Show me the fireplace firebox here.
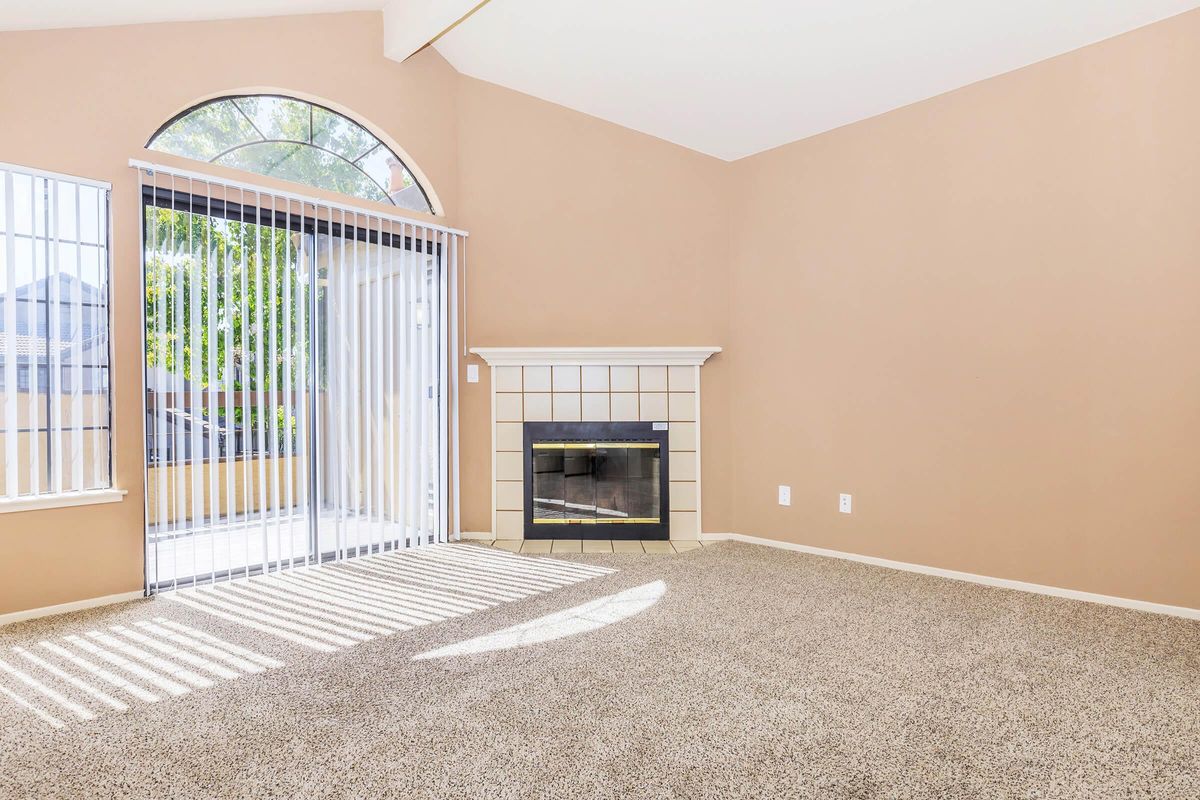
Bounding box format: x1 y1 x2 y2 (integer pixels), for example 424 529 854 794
523 421 670 540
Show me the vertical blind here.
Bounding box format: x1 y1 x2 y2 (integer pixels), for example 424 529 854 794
136 162 463 592
0 162 112 500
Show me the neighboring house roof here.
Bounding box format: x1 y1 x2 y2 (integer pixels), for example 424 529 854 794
0 332 107 362
0 331 67 358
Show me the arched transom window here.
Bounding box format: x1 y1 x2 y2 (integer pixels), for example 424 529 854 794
148 94 433 213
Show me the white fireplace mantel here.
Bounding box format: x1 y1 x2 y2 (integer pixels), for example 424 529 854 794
469 346 722 367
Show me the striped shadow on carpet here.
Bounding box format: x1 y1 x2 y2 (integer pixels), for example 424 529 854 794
0 545 613 730
162 544 616 652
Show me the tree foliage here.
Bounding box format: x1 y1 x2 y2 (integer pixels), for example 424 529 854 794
144 206 316 397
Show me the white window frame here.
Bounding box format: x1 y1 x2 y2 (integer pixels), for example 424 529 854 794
0 162 123 514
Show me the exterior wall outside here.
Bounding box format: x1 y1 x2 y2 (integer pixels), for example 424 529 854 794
144 456 302 526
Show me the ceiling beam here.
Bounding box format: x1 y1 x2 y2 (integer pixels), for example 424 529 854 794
382 0 491 63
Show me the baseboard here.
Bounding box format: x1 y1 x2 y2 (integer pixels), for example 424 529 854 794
459 531 495 541
701 532 1200 621
0 590 146 628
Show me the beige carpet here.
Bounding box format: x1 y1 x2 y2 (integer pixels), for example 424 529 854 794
0 541 1197 799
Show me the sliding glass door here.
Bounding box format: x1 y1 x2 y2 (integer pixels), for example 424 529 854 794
141 186 448 592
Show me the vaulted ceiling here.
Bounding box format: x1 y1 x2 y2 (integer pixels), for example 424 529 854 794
4 0 1198 160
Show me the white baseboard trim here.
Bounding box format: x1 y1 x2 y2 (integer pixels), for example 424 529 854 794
459 531 495 541
0 590 146 628
701 532 1200 621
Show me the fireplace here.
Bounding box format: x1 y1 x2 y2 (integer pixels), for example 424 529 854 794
523 421 670 540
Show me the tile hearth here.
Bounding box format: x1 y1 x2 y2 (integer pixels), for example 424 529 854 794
474 539 710 555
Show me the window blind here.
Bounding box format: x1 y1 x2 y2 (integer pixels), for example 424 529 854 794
0 162 112 501
134 161 464 592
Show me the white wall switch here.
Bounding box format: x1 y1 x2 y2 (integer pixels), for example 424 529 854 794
839 493 852 514
466 364 479 383
778 485 791 506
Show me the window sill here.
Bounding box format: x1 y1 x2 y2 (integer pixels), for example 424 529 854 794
0 489 128 515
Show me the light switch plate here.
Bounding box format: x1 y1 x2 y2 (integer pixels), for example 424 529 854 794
466 364 479 383
778 485 791 506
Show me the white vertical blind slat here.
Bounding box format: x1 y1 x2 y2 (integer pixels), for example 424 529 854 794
171 180 185 591
386 221 398 550
394 221 410 551
47 180 63 495
188 179 203 584
69 186 84 492
91 187 105 489
205 188 219 584
373 215 385 554
239 186 253 579
25 176 41 496
2 171 17 498
405 223 419 549
416 226 430 548
254 191 269 575
149 172 164 590
282 198 295 570
449 233 460 541
438 229 449 544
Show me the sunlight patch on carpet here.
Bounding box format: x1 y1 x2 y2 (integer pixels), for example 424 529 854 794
413 580 666 660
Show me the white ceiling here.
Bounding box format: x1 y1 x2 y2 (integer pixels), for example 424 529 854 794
435 0 1200 160
0 1 380 31
3 1 1198 160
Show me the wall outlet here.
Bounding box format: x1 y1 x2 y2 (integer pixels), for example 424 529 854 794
778 485 791 506
466 364 480 383
839 493 852 514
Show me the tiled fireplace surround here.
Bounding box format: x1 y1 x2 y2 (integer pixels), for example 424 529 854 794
470 348 722 541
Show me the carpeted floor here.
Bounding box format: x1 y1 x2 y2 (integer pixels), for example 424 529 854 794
1 541 1197 799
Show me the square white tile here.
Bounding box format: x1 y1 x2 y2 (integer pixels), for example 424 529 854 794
552 365 581 391
523 366 552 392
610 393 639 421
582 392 610 421
668 392 696 421
639 392 668 421
670 450 697 481
670 511 699 539
496 451 523 481
496 422 523 452
496 481 524 511
496 393 522 422
669 481 697 511
496 510 524 539
581 365 610 392
667 365 696 392
553 392 582 421
495 366 523 393
524 392 552 421
669 421 697 451
639 366 668 392
610 366 639 392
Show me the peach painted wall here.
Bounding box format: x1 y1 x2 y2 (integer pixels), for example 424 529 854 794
0 12 732 615
727 9 1200 609
454 76 732 536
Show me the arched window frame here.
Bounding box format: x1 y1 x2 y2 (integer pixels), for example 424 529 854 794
146 94 435 213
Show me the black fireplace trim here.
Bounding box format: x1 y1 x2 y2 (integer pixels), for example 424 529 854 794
522 421 670 541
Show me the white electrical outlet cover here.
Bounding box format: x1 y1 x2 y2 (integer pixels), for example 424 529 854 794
839 493 852 513
466 364 480 383
778 485 791 506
